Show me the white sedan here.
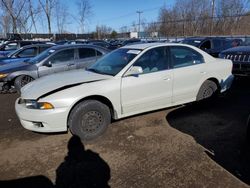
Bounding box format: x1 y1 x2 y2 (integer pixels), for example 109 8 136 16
15 43 234 140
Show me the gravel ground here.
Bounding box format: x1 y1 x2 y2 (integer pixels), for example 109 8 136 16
0 77 249 188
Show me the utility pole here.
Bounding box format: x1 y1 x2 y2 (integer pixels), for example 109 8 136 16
136 10 143 38
210 0 215 36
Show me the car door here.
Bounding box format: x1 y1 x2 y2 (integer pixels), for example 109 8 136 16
76 47 100 69
38 49 75 77
170 46 206 104
121 47 173 115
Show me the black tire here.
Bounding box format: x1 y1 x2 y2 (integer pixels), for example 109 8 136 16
196 80 218 101
68 100 111 141
14 75 34 93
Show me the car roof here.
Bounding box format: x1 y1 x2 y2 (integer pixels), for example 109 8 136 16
183 37 229 41
221 45 250 53
49 44 108 51
120 42 196 50
20 43 55 49
183 37 206 41
4 40 41 43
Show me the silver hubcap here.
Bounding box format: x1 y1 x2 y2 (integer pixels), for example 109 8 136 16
80 111 103 133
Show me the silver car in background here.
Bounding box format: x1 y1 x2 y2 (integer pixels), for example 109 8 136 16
0 44 109 92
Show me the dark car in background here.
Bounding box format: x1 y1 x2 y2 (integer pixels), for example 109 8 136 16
88 41 118 50
219 46 250 76
0 44 109 92
120 38 141 47
0 43 55 65
0 40 42 57
181 37 242 57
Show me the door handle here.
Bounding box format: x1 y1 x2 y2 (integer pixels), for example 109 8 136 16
163 77 171 81
67 63 75 66
200 71 206 74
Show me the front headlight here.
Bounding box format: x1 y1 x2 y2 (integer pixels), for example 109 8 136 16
19 99 54 110
0 73 8 79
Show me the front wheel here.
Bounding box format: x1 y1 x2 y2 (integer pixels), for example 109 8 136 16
14 75 34 93
68 100 111 141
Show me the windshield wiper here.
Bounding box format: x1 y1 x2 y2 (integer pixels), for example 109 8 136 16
87 68 106 75
86 68 101 74
86 68 114 76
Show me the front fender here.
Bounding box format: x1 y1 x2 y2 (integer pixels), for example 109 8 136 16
5 70 38 82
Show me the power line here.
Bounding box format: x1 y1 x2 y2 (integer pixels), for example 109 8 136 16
124 12 250 28
96 6 161 24
136 10 143 37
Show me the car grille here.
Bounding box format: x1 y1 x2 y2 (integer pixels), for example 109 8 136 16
224 53 250 75
224 54 250 63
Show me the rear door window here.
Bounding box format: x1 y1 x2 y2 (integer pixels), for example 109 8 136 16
78 48 96 59
49 49 75 64
170 46 204 68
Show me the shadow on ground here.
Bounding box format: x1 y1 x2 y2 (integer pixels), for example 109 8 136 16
0 136 110 188
167 77 250 185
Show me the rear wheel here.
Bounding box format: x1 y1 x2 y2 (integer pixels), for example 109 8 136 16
68 100 111 141
196 80 218 101
14 75 34 93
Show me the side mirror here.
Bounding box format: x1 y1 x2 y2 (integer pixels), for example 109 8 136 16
44 61 52 67
124 66 143 77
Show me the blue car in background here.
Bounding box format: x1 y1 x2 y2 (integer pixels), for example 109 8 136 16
0 40 43 57
0 43 55 65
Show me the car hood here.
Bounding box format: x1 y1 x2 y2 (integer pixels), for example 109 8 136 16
21 69 113 99
0 50 13 57
0 57 30 65
221 46 250 54
0 61 31 73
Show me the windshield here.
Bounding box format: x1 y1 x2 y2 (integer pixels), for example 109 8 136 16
27 48 55 64
87 48 141 76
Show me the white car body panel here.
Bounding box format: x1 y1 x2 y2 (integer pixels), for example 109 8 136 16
21 69 113 99
121 69 173 116
15 43 234 133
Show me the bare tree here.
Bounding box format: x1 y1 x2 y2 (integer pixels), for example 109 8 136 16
215 0 248 35
156 0 250 37
0 0 27 33
144 22 159 37
120 26 129 33
96 25 112 39
56 2 68 33
131 21 137 32
38 0 57 34
0 11 11 35
28 0 41 33
75 0 92 33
